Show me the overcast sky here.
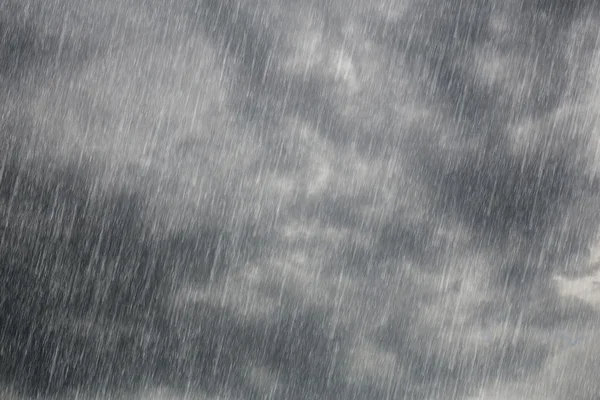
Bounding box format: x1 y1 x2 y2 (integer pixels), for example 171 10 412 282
2 1 600 399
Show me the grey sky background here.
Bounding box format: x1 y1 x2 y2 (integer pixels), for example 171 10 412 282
2 1 600 399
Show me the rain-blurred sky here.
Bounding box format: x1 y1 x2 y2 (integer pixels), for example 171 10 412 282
2 1 600 399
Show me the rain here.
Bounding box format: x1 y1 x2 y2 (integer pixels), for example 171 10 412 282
1 0 600 399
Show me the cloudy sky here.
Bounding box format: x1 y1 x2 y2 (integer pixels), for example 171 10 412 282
2 0 600 399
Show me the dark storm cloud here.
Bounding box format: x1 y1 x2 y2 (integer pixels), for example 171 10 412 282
0 1 93 88
403 5 600 285
0 14 41 81
344 0 600 275
0 151 335 398
525 0 600 23
0 152 227 395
